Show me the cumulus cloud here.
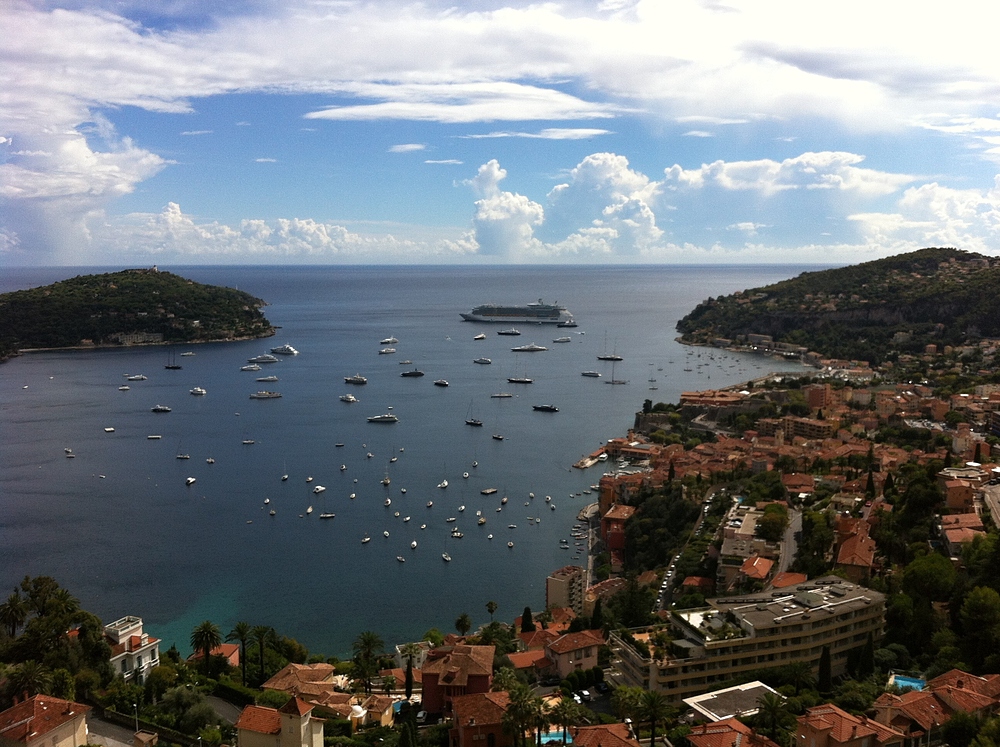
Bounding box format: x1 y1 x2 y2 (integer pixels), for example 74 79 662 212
726 222 768 235
388 143 426 153
664 151 915 196
93 202 478 262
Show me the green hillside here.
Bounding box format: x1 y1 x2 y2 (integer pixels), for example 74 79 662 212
676 247 1000 364
0 268 274 361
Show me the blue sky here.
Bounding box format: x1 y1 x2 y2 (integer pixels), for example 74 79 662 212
3 0 1000 266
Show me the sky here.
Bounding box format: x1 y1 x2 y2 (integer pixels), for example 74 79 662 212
2 0 1000 266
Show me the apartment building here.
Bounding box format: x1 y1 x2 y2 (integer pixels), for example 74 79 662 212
546 566 586 616
610 577 885 704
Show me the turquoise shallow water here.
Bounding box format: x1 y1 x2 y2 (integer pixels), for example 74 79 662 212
0 264 813 656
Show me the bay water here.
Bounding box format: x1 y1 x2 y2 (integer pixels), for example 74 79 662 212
0 265 812 656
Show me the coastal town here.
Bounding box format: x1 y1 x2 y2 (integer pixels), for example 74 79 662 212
6 319 1000 747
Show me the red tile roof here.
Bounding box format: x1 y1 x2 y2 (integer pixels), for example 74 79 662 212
740 555 773 580
771 572 808 588
279 697 315 717
799 704 905 746
507 650 553 671
0 695 90 745
571 724 639 747
423 645 495 686
688 717 780 747
926 669 1000 698
235 706 282 735
452 691 510 728
546 630 604 655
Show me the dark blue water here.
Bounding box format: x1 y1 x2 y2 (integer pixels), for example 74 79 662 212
0 265 813 656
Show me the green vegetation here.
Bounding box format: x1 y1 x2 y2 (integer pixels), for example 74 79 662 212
0 268 273 360
677 247 1000 363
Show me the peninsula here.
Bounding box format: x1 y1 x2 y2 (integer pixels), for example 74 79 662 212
677 247 1000 365
0 267 274 362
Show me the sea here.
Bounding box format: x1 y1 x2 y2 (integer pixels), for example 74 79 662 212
0 264 816 658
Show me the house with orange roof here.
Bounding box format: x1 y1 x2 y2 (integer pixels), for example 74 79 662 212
688 718 780 747
361 695 398 728
939 514 986 559
235 697 324 747
569 723 641 747
421 645 495 716
506 649 554 679
797 703 905 747
262 663 346 703
103 616 160 684
187 643 240 668
518 627 561 651
739 555 774 585
545 630 603 679
770 571 808 589
601 504 636 551
873 669 1000 747
449 691 512 747
834 517 877 583
379 666 422 693
0 695 90 747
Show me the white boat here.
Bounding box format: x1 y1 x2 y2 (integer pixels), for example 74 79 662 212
384 498 391 506
281 474 288 481
437 480 448 489
367 413 399 423
147 435 161 440
344 374 368 385
250 391 282 399
319 513 335 519
384 530 390 537
442 552 452 561
206 457 214 464
181 351 195 356
340 464 347 471
434 379 449 387
397 556 406 563
411 540 417 549
185 477 196 485
126 374 147 381
151 405 171 413
491 392 513 398
379 348 396 355
118 385 130 391
497 328 521 336
507 541 514 548
269 509 276 516
306 506 313 514
473 333 486 340
478 517 486 525
426 501 433 508
463 472 469 479
581 371 601 377
459 505 465 511
313 485 326 493
190 387 207 395
380 337 398 344
307 476 314 482
553 337 571 343
403 516 410 522
381 475 391 486
512 343 547 352
473 357 492 364
501 496 508 504
362 535 370 543
446 517 457 522
256 375 279 382
249 353 280 363
271 344 299 355
241 364 262 372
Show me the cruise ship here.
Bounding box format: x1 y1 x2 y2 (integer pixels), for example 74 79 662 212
461 299 574 324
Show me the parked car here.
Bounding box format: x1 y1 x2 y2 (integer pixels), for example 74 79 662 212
579 690 592 701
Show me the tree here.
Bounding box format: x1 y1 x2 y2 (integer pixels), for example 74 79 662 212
423 628 445 646
6 661 52 700
548 698 589 745
612 686 643 723
352 630 385 695
250 625 277 685
942 711 980 747
755 692 790 743
521 607 536 633
404 657 414 700
0 591 27 638
456 613 472 636
486 601 498 621
641 690 671 747
960 587 1000 671
502 683 537 747
492 667 519 693
382 675 396 695
785 660 814 695
591 599 604 631
818 646 832 694
190 621 222 675
226 621 252 686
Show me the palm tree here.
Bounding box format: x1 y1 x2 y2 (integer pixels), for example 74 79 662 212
251 625 277 685
641 690 671 747
486 600 498 621
502 683 536 747
190 621 222 674
399 642 422 700
785 660 814 695
530 695 549 747
226 621 252 686
353 631 385 694
455 613 472 636
382 675 396 695
548 698 577 745
756 693 790 743
492 666 519 693
612 686 643 723
7 660 52 699
0 591 27 638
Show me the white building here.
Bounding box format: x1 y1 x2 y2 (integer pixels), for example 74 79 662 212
104 616 160 684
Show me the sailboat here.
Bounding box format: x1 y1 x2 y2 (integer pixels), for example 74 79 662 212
597 332 623 361
465 400 483 427
605 359 628 385
165 349 182 369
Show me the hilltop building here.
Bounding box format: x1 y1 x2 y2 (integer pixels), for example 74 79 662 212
104 616 160 684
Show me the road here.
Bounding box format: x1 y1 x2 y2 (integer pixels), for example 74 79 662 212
87 716 137 747
777 507 802 575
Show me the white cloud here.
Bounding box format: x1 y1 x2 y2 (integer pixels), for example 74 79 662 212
255 157 277 162
682 130 713 137
664 151 915 196
726 222 768 235
460 128 612 140
93 202 479 262
180 130 213 136
388 143 426 153
425 159 463 164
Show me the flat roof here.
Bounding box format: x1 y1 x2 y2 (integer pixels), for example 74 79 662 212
683 681 782 721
